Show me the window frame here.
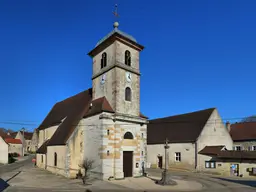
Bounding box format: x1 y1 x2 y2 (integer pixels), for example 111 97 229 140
234 145 241 151
125 50 131 66
123 132 134 139
125 87 132 101
205 161 216 169
101 52 107 69
54 152 57 166
175 152 181 162
250 145 256 151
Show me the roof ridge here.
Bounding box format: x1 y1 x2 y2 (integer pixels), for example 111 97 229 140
150 108 216 121
231 121 256 125
56 88 92 104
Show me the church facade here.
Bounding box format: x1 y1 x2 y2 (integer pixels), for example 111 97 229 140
36 22 148 180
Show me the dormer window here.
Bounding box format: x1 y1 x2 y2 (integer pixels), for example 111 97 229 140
101 52 107 69
125 50 131 66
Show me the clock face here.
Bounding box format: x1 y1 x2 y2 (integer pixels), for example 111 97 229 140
100 74 106 85
126 72 132 82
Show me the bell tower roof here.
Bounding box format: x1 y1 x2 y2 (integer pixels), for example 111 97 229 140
95 25 137 47
88 4 144 57
88 24 144 57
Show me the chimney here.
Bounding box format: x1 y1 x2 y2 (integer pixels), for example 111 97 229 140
226 121 231 132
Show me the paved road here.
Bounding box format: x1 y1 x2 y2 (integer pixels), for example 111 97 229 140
1 158 256 192
0 155 33 176
147 168 256 192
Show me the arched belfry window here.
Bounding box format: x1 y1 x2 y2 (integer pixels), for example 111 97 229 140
124 132 134 139
54 152 57 166
125 87 131 101
125 50 131 66
101 52 107 69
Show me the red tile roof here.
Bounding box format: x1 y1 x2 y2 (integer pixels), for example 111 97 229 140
0 130 13 139
5 138 22 144
199 146 256 160
230 122 256 141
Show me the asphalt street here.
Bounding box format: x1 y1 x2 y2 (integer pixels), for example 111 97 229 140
0 155 33 176
147 168 256 192
0 157 256 192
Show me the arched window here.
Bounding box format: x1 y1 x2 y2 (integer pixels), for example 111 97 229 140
125 50 131 66
125 87 131 101
101 52 107 69
54 152 57 166
124 132 134 139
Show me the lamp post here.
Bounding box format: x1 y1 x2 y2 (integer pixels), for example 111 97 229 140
156 138 177 186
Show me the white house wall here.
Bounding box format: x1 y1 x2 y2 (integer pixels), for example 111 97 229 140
0 137 8 164
147 143 196 170
82 114 104 179
196 109 233 171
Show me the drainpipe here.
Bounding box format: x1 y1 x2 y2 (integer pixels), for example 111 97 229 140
113 120 116 178
195 142 198 170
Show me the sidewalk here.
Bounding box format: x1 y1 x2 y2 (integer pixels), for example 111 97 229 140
14 154 33 162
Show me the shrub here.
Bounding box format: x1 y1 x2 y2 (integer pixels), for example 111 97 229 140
8 156 16 164
78 159 94 185
12 153 19 157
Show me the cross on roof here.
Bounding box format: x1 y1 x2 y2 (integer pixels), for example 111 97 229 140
113 4 119 18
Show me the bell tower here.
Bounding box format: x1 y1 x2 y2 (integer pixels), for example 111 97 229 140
88 18 144 117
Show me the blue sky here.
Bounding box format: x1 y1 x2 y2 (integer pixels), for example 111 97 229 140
0 0 255 132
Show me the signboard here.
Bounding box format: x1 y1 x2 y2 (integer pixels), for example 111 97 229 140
253 168 256 175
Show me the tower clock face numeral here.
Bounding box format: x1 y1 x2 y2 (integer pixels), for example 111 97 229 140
100 74 106 85
126 72 132 82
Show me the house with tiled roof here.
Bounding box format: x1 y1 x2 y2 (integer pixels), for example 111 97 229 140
147 108 233 173
228 122 256 151
199 145 256 177
36 21 148 180
11 130 33 154
4 138 23 156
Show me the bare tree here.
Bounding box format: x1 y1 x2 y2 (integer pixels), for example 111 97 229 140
78 158 94 185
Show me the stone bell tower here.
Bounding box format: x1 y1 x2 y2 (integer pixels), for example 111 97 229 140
88 21 144 117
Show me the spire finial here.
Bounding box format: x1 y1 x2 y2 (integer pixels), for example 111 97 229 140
113 4 119 28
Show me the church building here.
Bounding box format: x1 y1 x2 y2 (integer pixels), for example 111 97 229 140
36 21 148 180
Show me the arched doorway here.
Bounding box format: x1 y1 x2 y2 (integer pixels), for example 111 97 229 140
123 131 134 177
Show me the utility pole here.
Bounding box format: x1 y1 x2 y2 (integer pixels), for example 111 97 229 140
21 127 25 156
156 137 177 186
